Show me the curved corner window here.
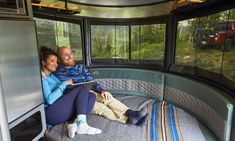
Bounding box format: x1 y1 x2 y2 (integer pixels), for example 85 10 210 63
175 8 235 82
91 24 166 66
34 17 82 61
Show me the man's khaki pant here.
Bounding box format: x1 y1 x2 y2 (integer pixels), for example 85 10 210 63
91 93 129 123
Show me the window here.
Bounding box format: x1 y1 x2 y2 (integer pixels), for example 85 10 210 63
91 24 166 65
91 25 129 59
34 18 82 61
175 8 235 82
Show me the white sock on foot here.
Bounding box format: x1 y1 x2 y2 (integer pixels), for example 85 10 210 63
77 124 102 135
75 114 102 135
67 123 77 138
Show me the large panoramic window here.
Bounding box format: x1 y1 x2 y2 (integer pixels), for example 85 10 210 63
91 24 166 65
34 18 82 61
175 8 235 81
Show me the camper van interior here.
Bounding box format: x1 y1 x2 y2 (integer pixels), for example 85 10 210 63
0 0 235 141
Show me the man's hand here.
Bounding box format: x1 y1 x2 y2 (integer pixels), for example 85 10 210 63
100 91 113 100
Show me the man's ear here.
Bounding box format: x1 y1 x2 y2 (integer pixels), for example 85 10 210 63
42 60 46 66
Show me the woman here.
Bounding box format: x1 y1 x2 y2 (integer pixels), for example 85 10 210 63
40 47 101 139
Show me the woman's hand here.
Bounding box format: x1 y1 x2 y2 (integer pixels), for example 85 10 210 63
100 91 113 100
65 79 73 85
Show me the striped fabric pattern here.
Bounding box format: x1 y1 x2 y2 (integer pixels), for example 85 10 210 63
148 101 183 141
164 86 225 140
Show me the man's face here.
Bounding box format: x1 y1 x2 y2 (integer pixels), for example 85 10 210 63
59 47 75 68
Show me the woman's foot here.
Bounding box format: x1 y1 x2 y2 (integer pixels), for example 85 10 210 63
76 124 102 135
75 114 102 135
67 123 77 138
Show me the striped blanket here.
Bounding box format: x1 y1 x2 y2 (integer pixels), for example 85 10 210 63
147 101 183 141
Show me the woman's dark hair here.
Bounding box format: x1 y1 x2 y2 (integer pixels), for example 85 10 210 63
40 46 57 64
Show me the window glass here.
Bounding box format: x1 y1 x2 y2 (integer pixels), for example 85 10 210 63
175 8 235 81
34 18 57 50
131 24 166 60
194 15 224 73
91 24 166 63
222 9 235 81
34 18 82 61
91 25 129 59
116 26 129 59
175 19 196 66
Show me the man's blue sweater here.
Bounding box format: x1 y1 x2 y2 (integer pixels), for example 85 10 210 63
54 64 105 93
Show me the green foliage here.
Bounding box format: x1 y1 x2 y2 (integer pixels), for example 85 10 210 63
176 38 235 81
230 9 235 19
131 42 165 60
69 24 82 49
177 8 235 81
35 18 57 50
131 24 166 53
91 24 166 60
175 39 195 66
191 10 231 33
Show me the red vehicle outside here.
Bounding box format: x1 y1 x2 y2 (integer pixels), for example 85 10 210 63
193 21 235 51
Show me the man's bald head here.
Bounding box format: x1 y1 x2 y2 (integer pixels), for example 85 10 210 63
57 46 75 68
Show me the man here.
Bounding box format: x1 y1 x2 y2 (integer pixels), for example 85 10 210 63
54 46 148 126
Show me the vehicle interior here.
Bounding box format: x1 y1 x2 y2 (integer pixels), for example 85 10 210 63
0 0 235 141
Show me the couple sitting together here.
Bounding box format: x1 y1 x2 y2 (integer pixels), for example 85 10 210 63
40 46 148 138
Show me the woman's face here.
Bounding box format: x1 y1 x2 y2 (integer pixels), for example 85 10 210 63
42 55 58 72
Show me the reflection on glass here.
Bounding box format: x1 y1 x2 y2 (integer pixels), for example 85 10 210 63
34 18 82 61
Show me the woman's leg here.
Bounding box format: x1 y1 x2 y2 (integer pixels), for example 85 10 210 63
64 86 97 138
86 92 96 114
65 87 101 135
45 86 88 125
73 86 88 114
